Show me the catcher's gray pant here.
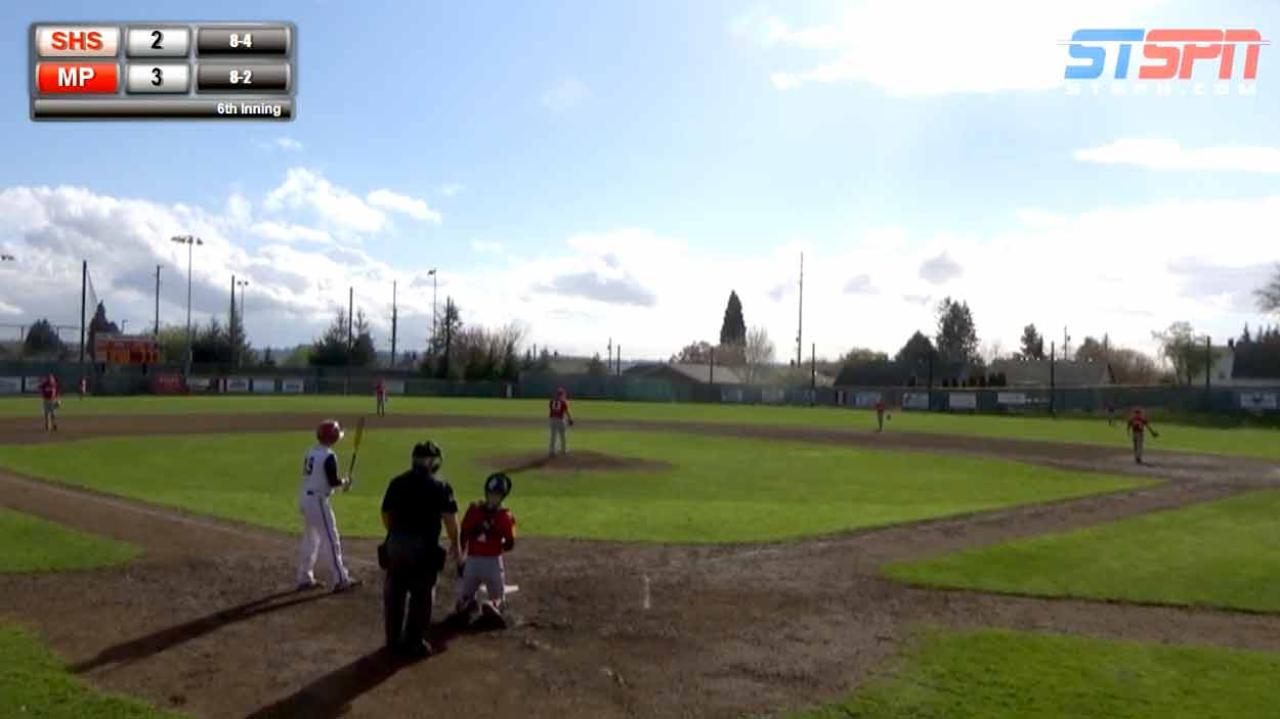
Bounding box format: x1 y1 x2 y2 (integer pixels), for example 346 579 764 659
458 555 506 606
549 418 568 456
1132 433 1145 462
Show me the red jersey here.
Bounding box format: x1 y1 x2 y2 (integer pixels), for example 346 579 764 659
375 380 386 397
874 400 886 412
1127 416 1150 434
549 397 570 419
39 377 58 401
461 503 515 558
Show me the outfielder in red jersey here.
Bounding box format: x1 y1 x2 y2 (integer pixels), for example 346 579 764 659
375 378 387 417
548 387 574 457
38 374 59 432
456 472 516 627
874 398 887 432
1126 408 1159 464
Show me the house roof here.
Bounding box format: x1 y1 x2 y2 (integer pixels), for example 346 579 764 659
624 362 745 385
989 358 1113 387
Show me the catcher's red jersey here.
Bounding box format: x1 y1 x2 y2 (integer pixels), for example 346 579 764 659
461 504 515 558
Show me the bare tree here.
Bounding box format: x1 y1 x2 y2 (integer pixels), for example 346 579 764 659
979 339 1005 365
743 325 776 385
1258 264 1280 316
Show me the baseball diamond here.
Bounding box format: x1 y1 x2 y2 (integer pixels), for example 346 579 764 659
0 396 1278 717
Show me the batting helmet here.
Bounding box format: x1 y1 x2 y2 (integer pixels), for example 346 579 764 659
316 419 344 445
484 472 513 498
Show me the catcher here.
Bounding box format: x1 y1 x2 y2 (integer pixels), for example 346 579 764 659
1126 407 1159 464
455 472 516 628
548 387 574 457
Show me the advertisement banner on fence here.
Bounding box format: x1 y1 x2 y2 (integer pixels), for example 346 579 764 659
997 391 1028 406
151 374 184 395
949 392 978 411
224 377 250 393
23 377 43 394
385 380 406 395
252 378 276 394
281 378 305 394
1238 392 1278 411
186 377 212 392
762 387 786 404
0 377 21 394
902 392 929 410
855 391 882 408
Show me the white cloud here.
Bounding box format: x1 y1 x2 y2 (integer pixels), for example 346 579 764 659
1075 139 1280 173
739 0 1165 95
541 77 589 111
439 183 465 197
366 189 442 224
250 221 335 246
471 240 505 255
918 252 963 284
265 168 387 233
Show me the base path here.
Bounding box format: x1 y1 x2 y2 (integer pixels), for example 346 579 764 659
1 412 1279 718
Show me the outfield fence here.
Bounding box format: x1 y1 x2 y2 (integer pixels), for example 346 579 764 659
1 360 1276 415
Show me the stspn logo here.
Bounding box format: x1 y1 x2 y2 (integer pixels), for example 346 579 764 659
1064 29 1267 80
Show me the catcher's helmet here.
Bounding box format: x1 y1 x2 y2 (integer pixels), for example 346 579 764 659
484 472 513 498
316 419 343 445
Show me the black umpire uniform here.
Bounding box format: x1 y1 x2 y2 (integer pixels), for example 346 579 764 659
380 441 459 657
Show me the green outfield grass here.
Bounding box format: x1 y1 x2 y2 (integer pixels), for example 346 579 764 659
792 628 1280 718
3 395 1277 460
885 489 1280 612
0 625 179 718
0 429 1150 543
0 507 138 573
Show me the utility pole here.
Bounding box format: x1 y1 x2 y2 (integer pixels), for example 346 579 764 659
237 280 248 365
170 235 202 378
617 345 622 375
346 287 354 395
1205 336 1212 394
390 280 398 368
709 346 715 384
1050 341 1057 417
810 342 816 406
78 260 87 378
796 252 804 366
153 265 161 336
428 268 438 352
229 274 236 367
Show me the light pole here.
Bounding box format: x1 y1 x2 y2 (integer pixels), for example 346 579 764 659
428 268 438 351
236 279 249 366
153 265 161 337
170 235 203 377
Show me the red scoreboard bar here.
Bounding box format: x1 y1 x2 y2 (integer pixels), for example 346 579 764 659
30 22 296 121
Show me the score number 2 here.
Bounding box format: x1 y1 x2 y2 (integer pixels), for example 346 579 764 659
228 69 254 85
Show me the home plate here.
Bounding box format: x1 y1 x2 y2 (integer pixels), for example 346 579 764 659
478 584 520 597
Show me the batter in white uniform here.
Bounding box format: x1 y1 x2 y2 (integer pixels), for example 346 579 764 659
297 419 362 593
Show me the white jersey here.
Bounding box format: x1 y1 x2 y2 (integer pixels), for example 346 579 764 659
301 444 338 497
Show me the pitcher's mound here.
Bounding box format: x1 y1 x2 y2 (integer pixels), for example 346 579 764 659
483 450 669 474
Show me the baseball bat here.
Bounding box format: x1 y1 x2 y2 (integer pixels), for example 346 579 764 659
345 416 366 490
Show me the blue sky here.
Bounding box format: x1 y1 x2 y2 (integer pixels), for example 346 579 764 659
1 0 1278 362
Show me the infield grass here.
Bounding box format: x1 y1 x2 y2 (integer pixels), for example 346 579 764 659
0 625 179 718
885 489 1280 613
3 395 1277 460
0 507 138 573
792 628 1280 719
0 429 1151 543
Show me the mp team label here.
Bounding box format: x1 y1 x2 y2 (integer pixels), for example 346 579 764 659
30 22 296 121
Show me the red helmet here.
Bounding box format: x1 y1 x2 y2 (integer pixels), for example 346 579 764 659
316 420 344 445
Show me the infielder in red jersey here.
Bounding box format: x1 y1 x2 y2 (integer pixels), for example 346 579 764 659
456 472 516 627
375 378 387 417
1126 408 1159 464
548 387 574 457
874 398 887 432
38 374 59 432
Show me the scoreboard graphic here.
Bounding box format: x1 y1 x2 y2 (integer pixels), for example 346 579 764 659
29 22 296 121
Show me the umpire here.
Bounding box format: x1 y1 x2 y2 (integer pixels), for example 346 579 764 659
380 441 460 658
